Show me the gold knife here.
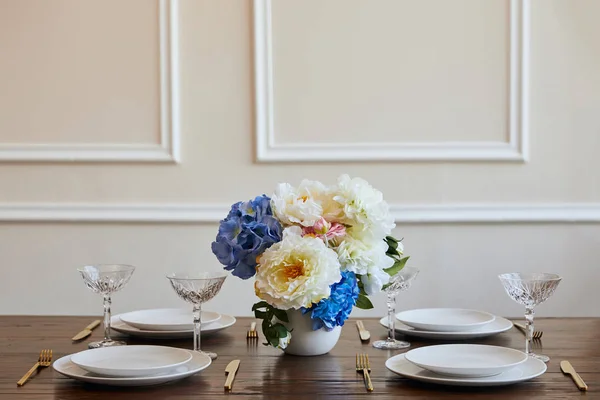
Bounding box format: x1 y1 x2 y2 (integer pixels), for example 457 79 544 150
71 320 102 341
356 320 370 341
560 360 588 391
224 359 240 390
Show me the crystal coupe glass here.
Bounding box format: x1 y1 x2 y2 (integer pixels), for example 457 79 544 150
77 264 135 349
167 272 227 360
373 266 420 350
498 272 562 362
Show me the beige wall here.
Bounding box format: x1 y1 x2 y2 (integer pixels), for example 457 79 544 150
0 0 598 317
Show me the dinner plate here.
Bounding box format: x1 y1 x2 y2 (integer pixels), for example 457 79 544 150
386 353 546 387
404 344 528 377
54 350 211 386
111 314 236 339
119 309 220 331
70 345 193 378
379 315 512 339
396 308 495 332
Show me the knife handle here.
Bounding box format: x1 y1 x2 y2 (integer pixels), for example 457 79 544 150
86 320 102 330
224 371 236 390
572 372 588 391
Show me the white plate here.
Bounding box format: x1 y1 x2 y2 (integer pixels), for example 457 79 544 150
396 308 495 332
386 353 546 387
404 344 528 377
70 345 193 378
111 314 236 339
54 350 211 386
119 309 220 331
380 315 512 339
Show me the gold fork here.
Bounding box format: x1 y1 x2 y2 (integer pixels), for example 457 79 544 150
356 353 374 392
514 322 543 339
246 321 258 340
17 349 53 386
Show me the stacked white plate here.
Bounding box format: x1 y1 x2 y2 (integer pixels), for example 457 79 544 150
53 345 211 386
380 308 513 340
111 308 236 339
386 344 546 387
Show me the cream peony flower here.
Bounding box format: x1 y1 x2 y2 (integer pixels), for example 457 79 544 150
255 227 342 310
333 175 395 240
336 237 393 295
271 181 324 227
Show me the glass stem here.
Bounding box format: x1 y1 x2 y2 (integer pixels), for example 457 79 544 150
524 306 535 356
193 303 202 352
103 294 112 342
386 293 396 342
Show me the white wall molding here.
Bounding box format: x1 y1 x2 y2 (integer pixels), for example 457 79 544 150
0 0 180 163
1 202 600 224
253 0 529 162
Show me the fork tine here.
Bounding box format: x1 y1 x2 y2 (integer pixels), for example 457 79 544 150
365 354 370 370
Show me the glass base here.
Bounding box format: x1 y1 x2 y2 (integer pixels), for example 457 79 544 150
88 339 127 349
530 353 550 363
372 339 411 350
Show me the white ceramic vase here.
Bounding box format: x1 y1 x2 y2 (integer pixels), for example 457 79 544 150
280 309 342 356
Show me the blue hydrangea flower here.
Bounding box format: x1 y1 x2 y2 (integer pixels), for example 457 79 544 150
212 195 283 279
302 271 359 331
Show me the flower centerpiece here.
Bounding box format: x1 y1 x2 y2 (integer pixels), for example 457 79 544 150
212 175 408 355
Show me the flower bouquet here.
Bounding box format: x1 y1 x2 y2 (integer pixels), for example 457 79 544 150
212 175 408 353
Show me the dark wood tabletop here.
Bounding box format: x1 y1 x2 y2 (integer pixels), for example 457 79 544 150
1 316 598 399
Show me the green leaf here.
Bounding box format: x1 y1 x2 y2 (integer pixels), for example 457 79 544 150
272 323 289 338
251 301 270 311
384 256 409 277
272 308 289 323
355 293 374 309
385 236 398 244
267 332 280 347
254 310 268 320
261 318 270 334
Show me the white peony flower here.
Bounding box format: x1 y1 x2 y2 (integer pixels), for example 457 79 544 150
336 237 393 295
271 181 327 227
361 268 391 295
333 174 395 241
277 331 292 349
255 227 342 310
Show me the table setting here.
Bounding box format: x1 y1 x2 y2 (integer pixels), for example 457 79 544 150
6 175 596 398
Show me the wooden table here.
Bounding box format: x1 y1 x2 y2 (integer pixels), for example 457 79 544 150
1 317 598 399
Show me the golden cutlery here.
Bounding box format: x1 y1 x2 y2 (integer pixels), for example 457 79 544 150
356 353 374 392
560 360 588 391
224 359 240 390
513 322 543 339
246 321 258 340
17 349 53 386
356 320 370 341
72 320 102 341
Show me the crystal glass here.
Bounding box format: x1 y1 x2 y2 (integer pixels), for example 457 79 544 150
373 266 420 350
167 271 227 360
77 264 135 349
498 272 562 362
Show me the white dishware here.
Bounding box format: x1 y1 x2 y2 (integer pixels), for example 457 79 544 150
111 314 237 339
54 350 211 387
70 345 192 378
396 308 495 332
379 315 512 340
404 344 528 378
119 309 220 331
385 353 546 387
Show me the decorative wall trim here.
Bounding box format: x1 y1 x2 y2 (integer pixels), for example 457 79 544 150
0 0 180 163
253 0 529 162
1 203 599 224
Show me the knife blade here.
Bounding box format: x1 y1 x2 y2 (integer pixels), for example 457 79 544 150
560 360 588 391
71 320 102 341
224 359 240 390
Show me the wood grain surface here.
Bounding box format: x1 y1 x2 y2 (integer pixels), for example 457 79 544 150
1 316 598 399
